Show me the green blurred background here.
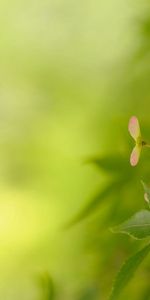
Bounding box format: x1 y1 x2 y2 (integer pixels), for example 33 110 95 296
0 0 150 299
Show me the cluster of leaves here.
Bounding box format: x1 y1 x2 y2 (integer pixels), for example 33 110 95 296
42 120 150 300
65 115 150 300
109 187 150 300
46 88 150 300
108 117 150 299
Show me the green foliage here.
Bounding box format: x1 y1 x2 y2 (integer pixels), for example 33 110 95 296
109 243 150 300
112 210 150 239
65 178 125 227
78 286 98 300
0 1 150 299
85 154 128 174
39 272 54 300
66 153 134 227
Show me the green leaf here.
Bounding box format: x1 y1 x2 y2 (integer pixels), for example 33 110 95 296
113 210 150 239
109 243 150 300
39 272 54 300
64 179 125 228
85 154 128 174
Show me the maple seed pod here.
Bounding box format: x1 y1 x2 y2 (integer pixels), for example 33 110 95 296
128 116 150 166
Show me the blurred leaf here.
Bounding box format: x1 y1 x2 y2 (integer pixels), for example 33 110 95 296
85 154 128 174
132 16 150 64
78 286 98 300
142 286 150 300
39 272 54 300
65 178 126 227
112 210 150 239
109 243 150 300
140 16 150 39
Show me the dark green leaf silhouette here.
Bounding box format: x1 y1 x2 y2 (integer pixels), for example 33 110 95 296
85 154 128 174
39 272 54 300
65 178 126 227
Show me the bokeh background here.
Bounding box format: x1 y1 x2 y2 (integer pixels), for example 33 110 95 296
0 0 150 299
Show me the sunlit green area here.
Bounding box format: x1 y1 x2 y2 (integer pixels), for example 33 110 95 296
0 1 150 299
